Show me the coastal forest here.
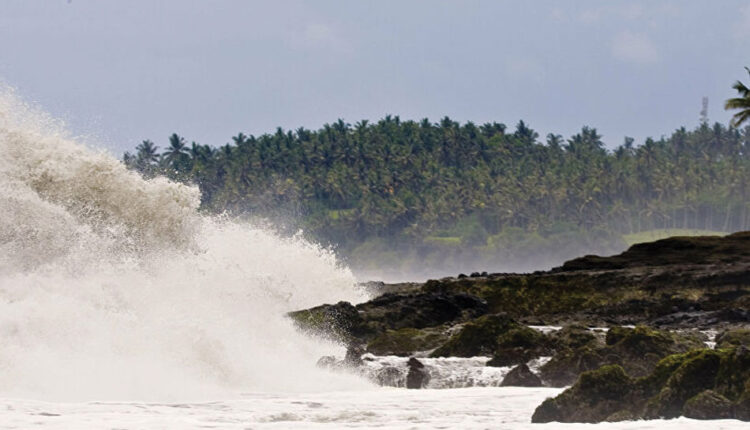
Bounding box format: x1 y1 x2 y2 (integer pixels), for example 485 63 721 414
123 118 750 276
124 69 750 276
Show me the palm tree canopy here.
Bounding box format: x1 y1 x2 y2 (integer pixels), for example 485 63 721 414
725 67 750 127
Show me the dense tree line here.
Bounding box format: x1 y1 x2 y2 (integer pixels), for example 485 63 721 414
121 69 750 277
123 117 750 275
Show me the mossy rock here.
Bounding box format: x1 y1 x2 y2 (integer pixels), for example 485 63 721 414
531 365 633 423
430 313 518 357
541 325 706 387
552 324 599 350
287 301 366 342
716 328 750 349
714 346 750 401
682 390 733 419
366 327 449 356
539 345 606 387
500 363 542 387
645 349 725 418
487 326 553 367
532 346 750 423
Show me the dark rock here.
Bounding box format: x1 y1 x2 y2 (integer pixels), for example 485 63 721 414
646 349 724 419
559 232 750 271
366 327 449 356
683 390 734 419
344 344 365 367
532 365 633 423
487 326 554 367
735 393 750 420
355 292 488 333
501 364 542 387
716 328 750 349
406 358 430 389
552 324 600 350
374 366 403 387
288 301 366 342
289 292 487 349
540 325 705 387
430 313 518 357
534 346 750 423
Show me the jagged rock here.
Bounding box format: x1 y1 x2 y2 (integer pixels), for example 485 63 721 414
540 325 705 387
500 364 542 387
532 365 633 423
431 313 519 357
533 346 750 423
487 326 554 367
551 324 600 350
288 301 365 342
406 357 430 389
683 390 734 419
366 327 449 356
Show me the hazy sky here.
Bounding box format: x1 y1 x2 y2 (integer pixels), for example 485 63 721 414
1 1 748 155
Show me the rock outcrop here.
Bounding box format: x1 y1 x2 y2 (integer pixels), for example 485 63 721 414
501 364 542 387
292 233 750 422
532 346 750 423
291 233 750 358
539 325 705 387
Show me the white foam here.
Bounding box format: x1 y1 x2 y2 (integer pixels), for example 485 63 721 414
0 87 370 401
0 388 746 429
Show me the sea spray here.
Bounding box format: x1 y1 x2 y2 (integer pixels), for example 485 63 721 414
0 87 371 400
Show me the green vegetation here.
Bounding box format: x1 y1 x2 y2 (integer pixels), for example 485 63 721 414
533 347 750 422
725 67 750 128
122 69 750 273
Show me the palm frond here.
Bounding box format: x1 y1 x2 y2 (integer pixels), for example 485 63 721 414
725 97 750 110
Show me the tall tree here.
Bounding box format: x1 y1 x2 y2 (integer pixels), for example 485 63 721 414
725 67 750 128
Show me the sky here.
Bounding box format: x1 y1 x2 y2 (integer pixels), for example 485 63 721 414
1 1 748 155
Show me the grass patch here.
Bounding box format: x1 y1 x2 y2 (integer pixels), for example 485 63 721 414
423 236 462 245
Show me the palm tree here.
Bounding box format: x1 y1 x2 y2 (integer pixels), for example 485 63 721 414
162 133 190 169
135 140 159 164
725 67 750 128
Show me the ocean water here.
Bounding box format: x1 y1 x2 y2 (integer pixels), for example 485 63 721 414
0 87 745 428
1 388 747 429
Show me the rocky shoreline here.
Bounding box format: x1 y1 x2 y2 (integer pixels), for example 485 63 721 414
289 233 750 422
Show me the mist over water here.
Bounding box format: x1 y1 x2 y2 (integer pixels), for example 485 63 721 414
0 88 371 401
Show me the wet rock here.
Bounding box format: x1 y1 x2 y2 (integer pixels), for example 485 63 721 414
532 365 633 423
430 313 519 357
288 301 366 342
500 364 542 387
715 328 750 349
366 327 449 356
551 324 599 350
533 346 750 423
406 358 430 389
374 366 403 387
289 292 487 349
344 344 365 367
486 326 554 367
683 390 734 419
540 325 705 387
